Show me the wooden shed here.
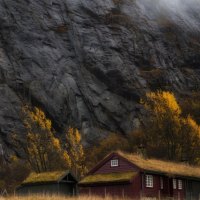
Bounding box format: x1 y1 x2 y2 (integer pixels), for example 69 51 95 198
17 171 77 196
79 151 200 200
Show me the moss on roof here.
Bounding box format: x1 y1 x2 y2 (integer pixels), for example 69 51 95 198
22 171 69 185
79 171 137 185
117 151 200 179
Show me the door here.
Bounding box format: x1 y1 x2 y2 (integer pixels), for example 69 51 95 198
169 178 174 197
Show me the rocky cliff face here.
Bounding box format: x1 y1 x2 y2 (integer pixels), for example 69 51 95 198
0 0 200 152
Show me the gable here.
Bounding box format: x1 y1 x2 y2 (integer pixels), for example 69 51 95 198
91 154 139 175
61 173 77 183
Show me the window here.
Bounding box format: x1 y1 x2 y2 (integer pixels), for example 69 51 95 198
146 175 153 188
178 180 183 190
160 177 164 189
173 179 177 189
111 159 119 167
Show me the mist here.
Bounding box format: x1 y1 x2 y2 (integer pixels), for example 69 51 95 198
135 0 200 30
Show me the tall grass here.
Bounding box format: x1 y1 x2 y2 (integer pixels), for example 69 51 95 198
0 195 131 200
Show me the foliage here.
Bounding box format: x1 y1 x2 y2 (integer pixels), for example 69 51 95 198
127 130 146 153
65 128 87 178
6 91 200 192
141 91 200 163
85 133 129 169
180 92 200 124
14 106 71 173
0 155 29 193
179 116 200 163
74 91 200 168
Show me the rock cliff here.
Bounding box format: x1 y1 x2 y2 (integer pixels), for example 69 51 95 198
0 0 200 151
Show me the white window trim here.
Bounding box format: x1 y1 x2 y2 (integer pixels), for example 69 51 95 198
173 178 177 189
111 159 119 167
178 179 183 190
146 175 154 188
160 177 164 189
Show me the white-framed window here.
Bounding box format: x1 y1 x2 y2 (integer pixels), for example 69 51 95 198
146 175 153 188
111 159 119 167
178 180 183 190
160 177 164 189
173 178 177 189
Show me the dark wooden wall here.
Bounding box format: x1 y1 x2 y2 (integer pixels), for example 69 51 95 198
17 183 76 196
186 180 200 200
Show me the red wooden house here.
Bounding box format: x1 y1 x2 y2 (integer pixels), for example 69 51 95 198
79 151 200 199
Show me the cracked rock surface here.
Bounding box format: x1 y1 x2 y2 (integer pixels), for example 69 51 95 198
0 0 200 151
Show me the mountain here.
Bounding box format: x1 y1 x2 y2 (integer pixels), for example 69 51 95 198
0 0 200 152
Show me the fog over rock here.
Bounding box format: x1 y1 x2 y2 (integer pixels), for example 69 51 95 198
0 0 200 153
136 0 200 30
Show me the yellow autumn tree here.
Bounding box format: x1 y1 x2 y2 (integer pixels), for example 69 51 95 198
21 106 71 172
0 154 29 193
142 91 182 160
179 116 200 164
87 133 130 169
142 91 200 163
65 128 87 178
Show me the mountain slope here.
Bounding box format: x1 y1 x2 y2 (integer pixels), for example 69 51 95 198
0 0 200 151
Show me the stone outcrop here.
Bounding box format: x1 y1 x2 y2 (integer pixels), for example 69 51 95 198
0 0 200 152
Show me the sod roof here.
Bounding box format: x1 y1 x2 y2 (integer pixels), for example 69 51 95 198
79 171 137 185
117 151 200 179
22 171 69 185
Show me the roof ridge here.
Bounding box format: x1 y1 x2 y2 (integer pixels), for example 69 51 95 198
116 151 196 168
115 151 200 179
22 170 71 185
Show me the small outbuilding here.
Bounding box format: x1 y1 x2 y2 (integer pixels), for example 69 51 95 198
17 171 77 196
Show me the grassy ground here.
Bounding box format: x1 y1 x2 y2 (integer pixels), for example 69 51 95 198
0 195 129 200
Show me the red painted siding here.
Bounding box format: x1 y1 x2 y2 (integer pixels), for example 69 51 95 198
141 173 166 198
80 184 138 199
80 173 141 199
140 173 185 200
171 178 185 200
93 155 138 174
79 153 186 200
80 174 186 200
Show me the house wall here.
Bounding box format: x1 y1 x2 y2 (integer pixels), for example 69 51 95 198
186 180 200 200
80 182 141 199
172 178 185 200
80 154 187 200
17 183 75 196
17 184 58 195
141 173 164 199
141 173 185 200
93 155 138 174
79 171 142 198
80 184 136 198
80 154 142 198
59 183 76 196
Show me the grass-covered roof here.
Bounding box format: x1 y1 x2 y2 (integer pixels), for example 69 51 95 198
117 151 200 179
22 171 69 185
79 171 137 185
